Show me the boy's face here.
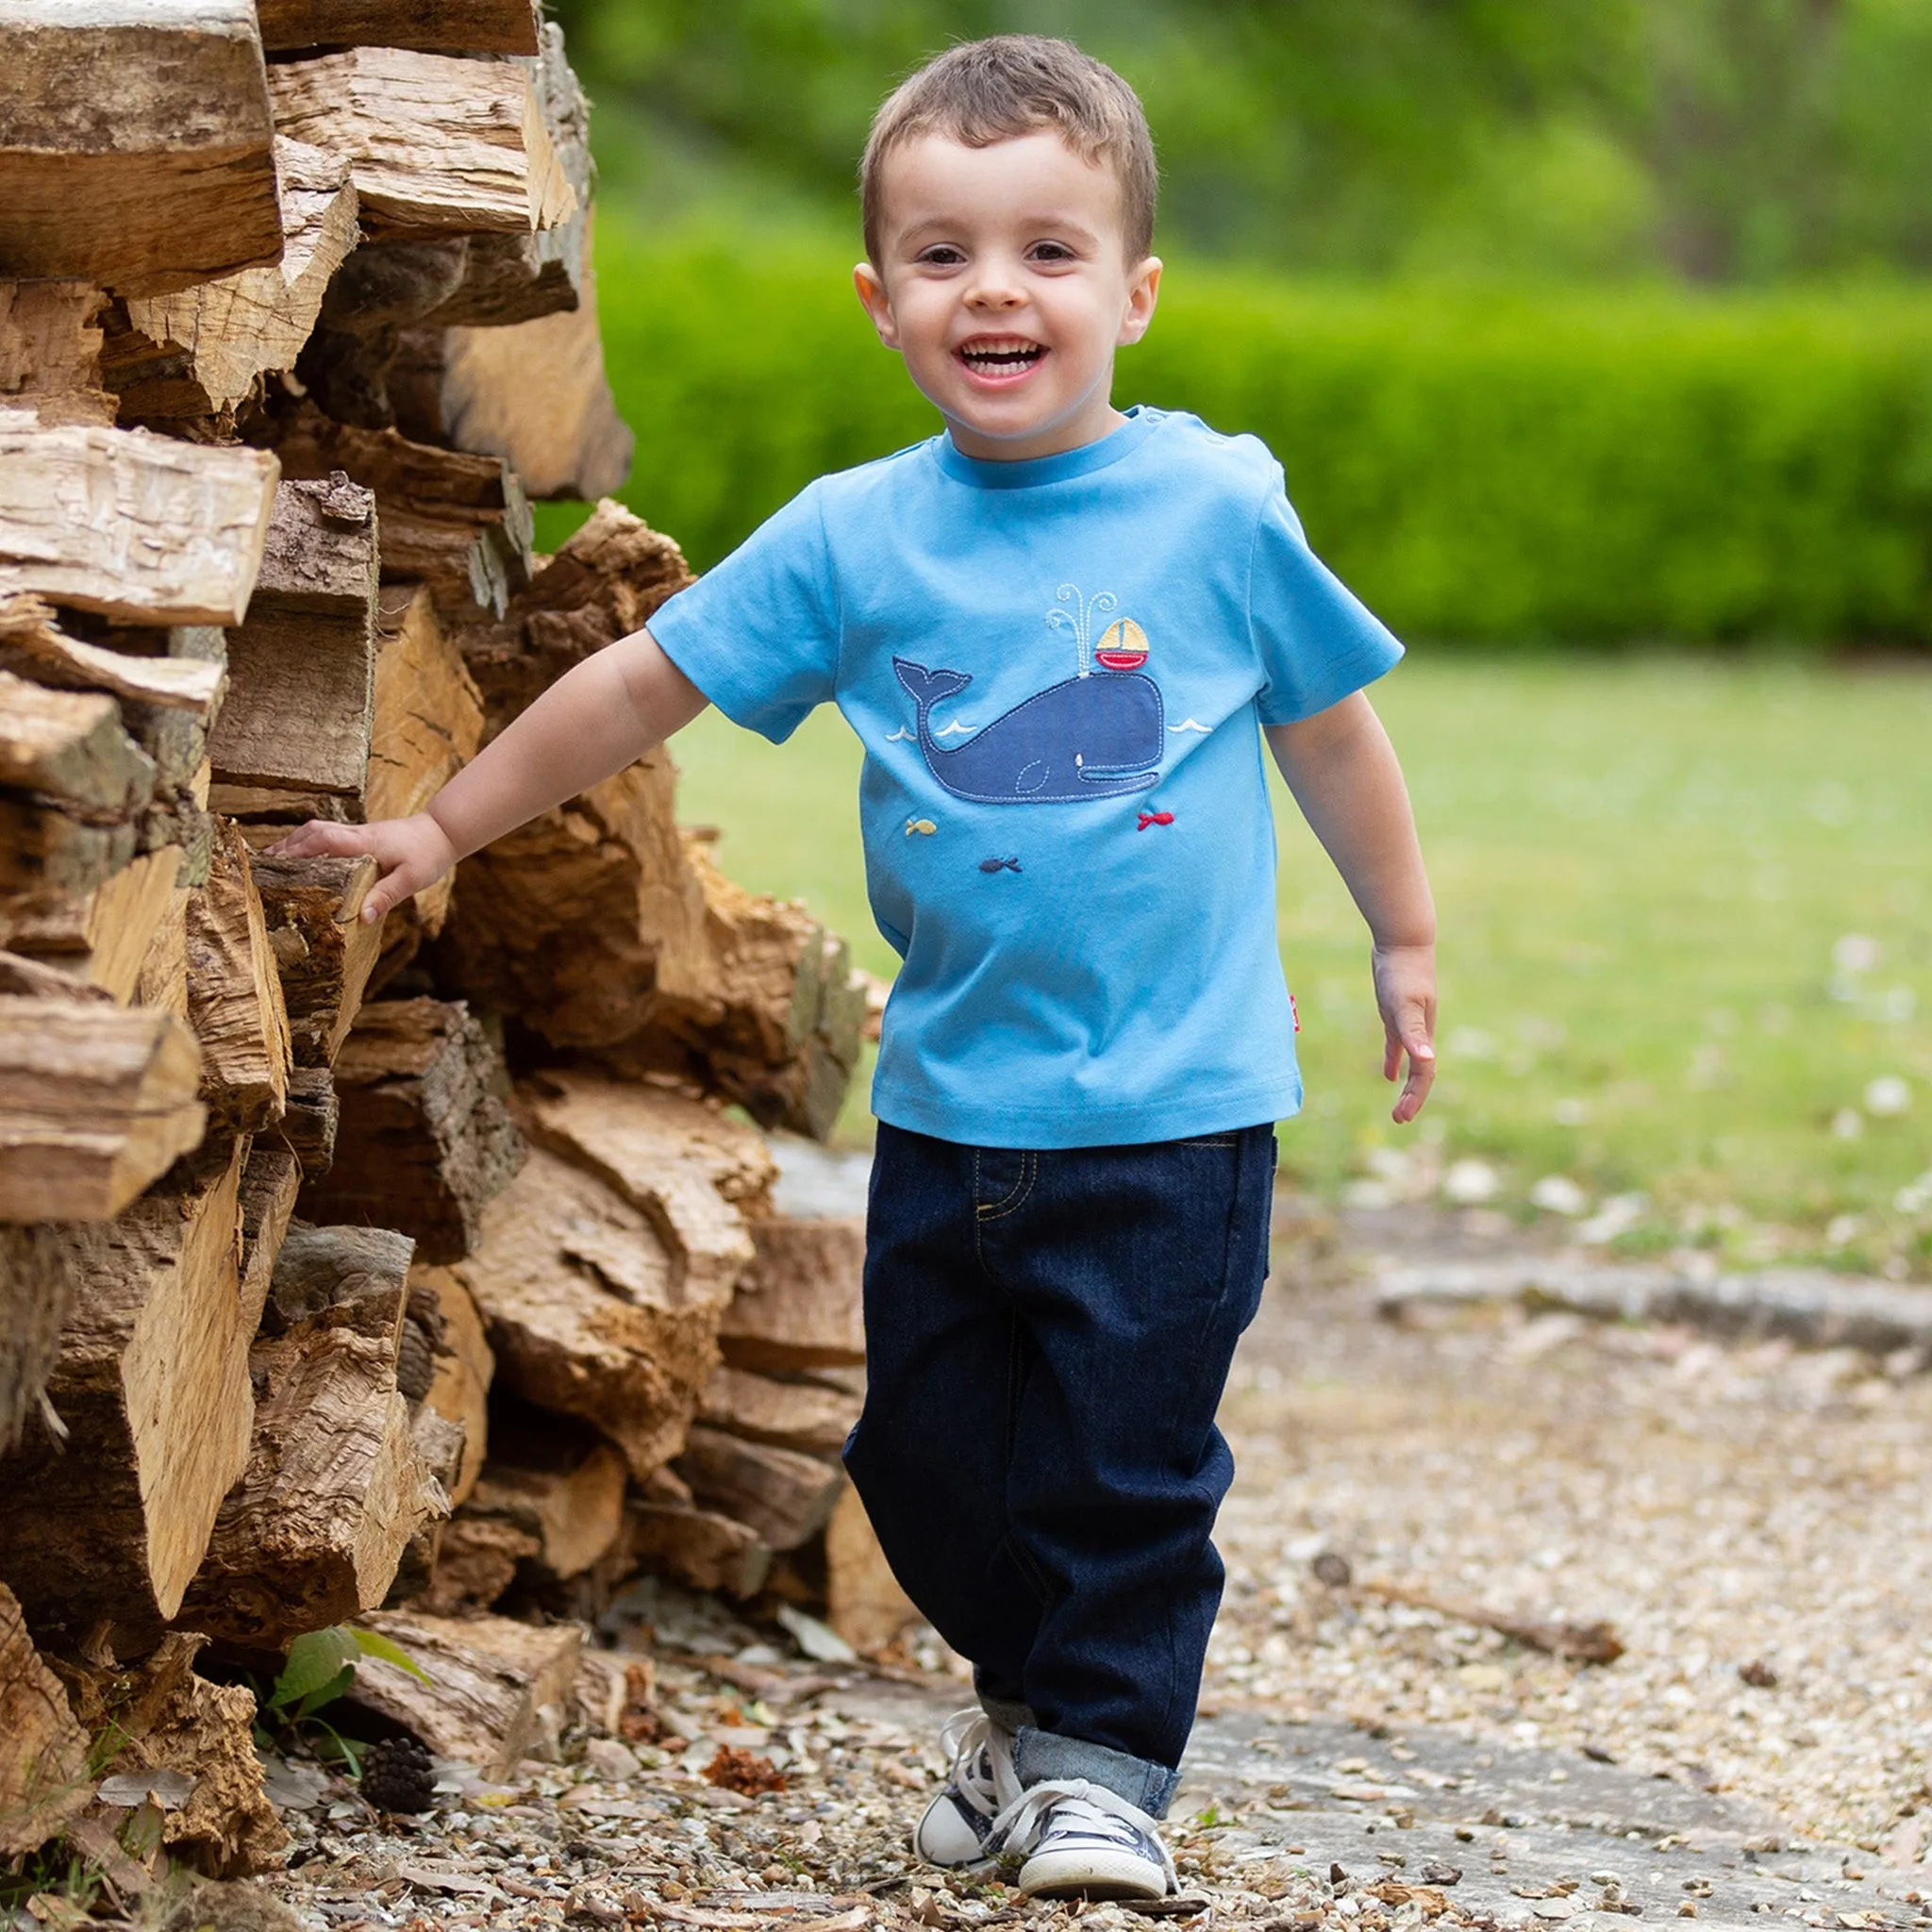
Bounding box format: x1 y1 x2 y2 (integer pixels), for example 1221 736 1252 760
855 130 1161 463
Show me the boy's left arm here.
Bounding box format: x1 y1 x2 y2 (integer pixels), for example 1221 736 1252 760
1265 691 1437 1124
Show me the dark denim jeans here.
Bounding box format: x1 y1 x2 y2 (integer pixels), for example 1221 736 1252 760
843 1120 1277 1818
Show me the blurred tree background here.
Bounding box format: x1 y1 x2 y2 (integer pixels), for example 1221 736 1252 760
550 0 1932 284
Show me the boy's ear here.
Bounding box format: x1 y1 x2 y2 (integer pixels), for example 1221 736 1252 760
1117 255 1163 349
853 262 902 350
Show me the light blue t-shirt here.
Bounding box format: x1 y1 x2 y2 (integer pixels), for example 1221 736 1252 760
649 406 1403 1149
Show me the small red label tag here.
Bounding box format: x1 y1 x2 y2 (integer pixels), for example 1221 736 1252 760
1290 991 1301 1034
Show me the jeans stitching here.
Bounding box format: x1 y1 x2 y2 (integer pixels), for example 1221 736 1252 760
977 1148 1038 1223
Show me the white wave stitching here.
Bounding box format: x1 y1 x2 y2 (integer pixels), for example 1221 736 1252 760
1167 718 1211 734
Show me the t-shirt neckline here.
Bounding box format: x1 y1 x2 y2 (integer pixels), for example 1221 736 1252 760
932 405 1162 490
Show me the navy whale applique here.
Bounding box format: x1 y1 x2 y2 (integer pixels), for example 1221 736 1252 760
892 658 1163 805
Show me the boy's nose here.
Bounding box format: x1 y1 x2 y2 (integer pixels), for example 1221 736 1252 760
965 271 1025 310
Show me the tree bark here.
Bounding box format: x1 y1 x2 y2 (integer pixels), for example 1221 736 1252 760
0 1 282 295
257 0 541 54
0 995 206 1222
0 425 279 627
250 852 384 1067
186 820 293 1133
0 1582 92 1856
265 47 575 242
299 997 525 1264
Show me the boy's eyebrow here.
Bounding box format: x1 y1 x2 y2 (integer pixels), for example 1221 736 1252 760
893 210 1106 247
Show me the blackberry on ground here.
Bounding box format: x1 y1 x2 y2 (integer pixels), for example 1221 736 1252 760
358 1736 436 1812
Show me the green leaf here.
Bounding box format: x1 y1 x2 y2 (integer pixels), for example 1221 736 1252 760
271 1627 359 1711
293 1664 357 1721
351 1625 430 1683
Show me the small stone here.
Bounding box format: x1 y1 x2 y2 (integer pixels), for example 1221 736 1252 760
1419 1864 1462 1887
581 1740 642 1782
1312 1551 1353 1589
1679 1907 1698 1920
1738 1659 1779 1690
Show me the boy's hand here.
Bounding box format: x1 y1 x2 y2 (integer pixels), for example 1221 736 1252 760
263 813 458 925
1374 941 1437 1124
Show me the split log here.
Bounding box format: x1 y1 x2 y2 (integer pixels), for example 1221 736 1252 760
136 878 191 1019
345 1608 582 1780
0 1584 91 1857
0 425 278 626
518 1070 773 1306
106 140 358 425
1 848 184 1005
699 1366 862 1459
408 1513 534 1614
237 1141 304 1333
0 596 226 720
627 1503 772 1601
0 1221 107 1457
361 585 483 953
186 821 292 1132
251 852 384 1066
0 281 112 427
58 1632 286 1876
0 670 154 817
417 24 591 328
438 751 711 1040
258 0 541 53
453 1143 722 1478
299 997 525 1264
175 1323 441 1651
0 1 282 295
451 499 691 736
619 841 870 1140
266 47 576 242
369 584 485 828
0 792 135 909
675 1425 845 1552
268 403 533 621
459 1428 627 1584
0 950 110 1005
208 475 378 815
398 213 631 498
0 1140 252 1641
260 1224 413 1352
281 1066 340 1178
717 1217 867 1374
413 1264 493 1507
0 996 205 1222
824 1487 919 1657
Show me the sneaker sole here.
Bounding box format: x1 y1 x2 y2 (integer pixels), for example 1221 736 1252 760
1018 1847 1169 1901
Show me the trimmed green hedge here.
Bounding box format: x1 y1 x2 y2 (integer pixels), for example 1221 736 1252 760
583 228 1932 644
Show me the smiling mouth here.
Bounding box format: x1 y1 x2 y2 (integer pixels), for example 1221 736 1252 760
956 338 1046 379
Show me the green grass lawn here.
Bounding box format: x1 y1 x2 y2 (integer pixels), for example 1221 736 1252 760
668 657 1932 1277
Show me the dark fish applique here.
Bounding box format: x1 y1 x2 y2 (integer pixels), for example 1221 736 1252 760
978 856 1023 874
1137 810 1174 831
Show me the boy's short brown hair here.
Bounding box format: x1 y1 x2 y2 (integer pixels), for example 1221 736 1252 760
860 35 1158 266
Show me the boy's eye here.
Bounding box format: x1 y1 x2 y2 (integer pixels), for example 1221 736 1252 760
1029 242 1076 262
917 245 966 266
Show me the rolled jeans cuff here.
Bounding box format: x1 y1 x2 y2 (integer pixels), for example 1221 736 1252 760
1014 1724 1181 1818
975 1688 1036 1736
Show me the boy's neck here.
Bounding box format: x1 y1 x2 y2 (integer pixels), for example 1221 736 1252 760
943 396 1129 465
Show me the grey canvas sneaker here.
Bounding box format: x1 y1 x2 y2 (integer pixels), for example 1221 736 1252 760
993 1778 1177 1900
912 1709 1023 1869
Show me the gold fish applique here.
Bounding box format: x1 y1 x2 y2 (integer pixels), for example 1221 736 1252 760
905 818 937 837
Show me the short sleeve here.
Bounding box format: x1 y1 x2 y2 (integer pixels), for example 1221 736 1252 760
647 482 841 743
1248 471 1403 725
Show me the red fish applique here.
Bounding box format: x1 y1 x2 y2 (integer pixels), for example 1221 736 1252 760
1136 810 1174 831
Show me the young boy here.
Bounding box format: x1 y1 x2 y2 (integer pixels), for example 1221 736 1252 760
273 34 1436 1904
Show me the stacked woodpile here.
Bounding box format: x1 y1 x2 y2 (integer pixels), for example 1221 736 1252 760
0 0 904 1882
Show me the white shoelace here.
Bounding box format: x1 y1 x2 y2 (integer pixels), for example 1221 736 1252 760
991 1777 1178 1890
937 1707 1023 1820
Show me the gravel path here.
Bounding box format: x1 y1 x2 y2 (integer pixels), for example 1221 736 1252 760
1206 1211 1932 1857
245 1213 1931 1932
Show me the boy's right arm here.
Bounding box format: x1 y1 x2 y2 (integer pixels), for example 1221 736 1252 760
266 624 707 924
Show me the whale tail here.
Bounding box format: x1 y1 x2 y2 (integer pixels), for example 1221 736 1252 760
893 659 974 712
